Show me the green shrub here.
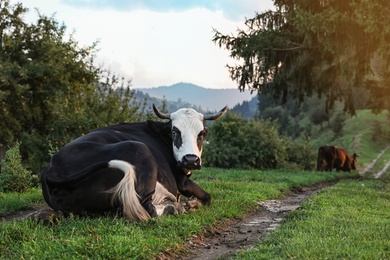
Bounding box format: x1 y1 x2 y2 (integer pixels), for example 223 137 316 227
204 112 318 170
284 134 317 170
0 143 32 193
204 112 287 169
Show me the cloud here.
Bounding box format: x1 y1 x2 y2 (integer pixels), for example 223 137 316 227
60 0 274 20
18 0 273 90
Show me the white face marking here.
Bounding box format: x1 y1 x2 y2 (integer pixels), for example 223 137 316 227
170 108 204 164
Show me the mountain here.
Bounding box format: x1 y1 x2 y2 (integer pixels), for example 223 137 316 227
136 82 255 111
133 90 209 114
230 96 259 118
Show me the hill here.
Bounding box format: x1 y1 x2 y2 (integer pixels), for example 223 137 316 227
135 82 255 112
313 110 390 169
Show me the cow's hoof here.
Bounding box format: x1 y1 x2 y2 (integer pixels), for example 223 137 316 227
162 202 187 215
163 204 178 215
181 197 203 211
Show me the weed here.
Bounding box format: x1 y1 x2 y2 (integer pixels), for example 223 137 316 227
0 143 32 193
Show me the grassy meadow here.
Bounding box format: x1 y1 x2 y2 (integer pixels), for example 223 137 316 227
234 179 390 259
1 169 358 259
312 110 390 168
1 109 390 259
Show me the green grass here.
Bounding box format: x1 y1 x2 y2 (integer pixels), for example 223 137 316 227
234 179 390 259
1 109 389 259
0 169 357 259
0 188 45 217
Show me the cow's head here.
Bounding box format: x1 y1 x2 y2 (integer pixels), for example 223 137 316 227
153 104 227 175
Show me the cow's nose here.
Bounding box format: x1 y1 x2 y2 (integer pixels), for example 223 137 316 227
182 154 201 169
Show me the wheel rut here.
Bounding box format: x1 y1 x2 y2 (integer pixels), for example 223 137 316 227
159 181 338 260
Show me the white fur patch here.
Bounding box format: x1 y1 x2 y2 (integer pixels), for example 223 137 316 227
152 182 176 205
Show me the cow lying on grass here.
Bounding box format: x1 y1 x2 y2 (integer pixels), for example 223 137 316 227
40 104 227 221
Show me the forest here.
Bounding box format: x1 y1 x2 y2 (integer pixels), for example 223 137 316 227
1 0 390 191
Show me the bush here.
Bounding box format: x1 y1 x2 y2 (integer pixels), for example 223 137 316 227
203 112 318 170
0 143 33 193
284 134 317 170
203 112 287 169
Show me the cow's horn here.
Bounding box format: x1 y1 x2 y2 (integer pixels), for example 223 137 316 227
204 106 228 121
153 104 170 119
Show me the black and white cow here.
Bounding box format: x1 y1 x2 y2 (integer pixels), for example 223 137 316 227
40 104 227 221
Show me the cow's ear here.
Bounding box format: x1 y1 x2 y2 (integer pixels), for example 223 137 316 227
147 120 171 136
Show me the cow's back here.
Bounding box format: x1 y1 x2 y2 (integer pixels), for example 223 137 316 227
48 121 174 179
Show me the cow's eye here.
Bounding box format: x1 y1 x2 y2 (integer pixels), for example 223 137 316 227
197 130 206 143
198 128 207 138
172 126 182 149
172 126 180 140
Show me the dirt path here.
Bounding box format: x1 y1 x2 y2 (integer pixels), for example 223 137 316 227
162 151 390 260
374 160 390 179
372 146 390 179
158 181 338 260
359 145 390 178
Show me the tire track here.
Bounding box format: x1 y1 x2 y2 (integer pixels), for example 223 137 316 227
160 182 338 260
359 146 390 178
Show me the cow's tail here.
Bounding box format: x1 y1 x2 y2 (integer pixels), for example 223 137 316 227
107 160 150 221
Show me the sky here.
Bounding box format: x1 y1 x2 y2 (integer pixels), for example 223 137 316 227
16 0 274 89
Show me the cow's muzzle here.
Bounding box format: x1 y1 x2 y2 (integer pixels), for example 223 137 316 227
178 154 202 170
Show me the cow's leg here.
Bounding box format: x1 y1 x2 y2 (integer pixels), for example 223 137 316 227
176 176 211 205
344 160 352 172
47 167 124 216
329 159 334 171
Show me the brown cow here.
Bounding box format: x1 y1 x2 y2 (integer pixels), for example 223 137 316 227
333 147 358 172
317 146 358 172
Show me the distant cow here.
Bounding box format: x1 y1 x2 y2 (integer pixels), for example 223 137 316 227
317 146 357 172
40 104 227 221
316 145 336 171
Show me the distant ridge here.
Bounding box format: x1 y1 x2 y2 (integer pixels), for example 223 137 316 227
137 82 255 111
